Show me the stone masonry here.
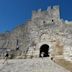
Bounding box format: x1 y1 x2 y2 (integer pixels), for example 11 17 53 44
0 5 72 62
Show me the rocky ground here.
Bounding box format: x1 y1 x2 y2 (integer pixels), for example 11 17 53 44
0 58 70 72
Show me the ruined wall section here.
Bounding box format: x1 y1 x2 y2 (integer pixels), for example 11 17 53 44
0 23 30 54
9 23 30 52
0 32 10 49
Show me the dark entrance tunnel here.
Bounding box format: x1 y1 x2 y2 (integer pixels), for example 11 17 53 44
39 44 49 57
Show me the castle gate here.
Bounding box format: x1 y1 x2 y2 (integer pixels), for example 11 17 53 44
39 44 49 57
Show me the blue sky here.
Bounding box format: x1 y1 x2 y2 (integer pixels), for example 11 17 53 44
0 0 72 32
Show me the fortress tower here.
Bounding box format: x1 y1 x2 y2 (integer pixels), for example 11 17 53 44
0 5 72 62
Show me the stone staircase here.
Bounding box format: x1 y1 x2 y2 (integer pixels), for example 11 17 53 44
0 58 70 72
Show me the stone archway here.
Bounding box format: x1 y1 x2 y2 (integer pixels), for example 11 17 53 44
39 44 49 57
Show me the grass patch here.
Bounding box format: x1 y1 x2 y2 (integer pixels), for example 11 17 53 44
55 59 72 72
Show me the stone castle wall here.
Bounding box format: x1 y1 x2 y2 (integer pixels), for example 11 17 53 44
0 5 72 62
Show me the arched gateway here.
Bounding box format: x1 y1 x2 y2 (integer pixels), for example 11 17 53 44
39 44 49 57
